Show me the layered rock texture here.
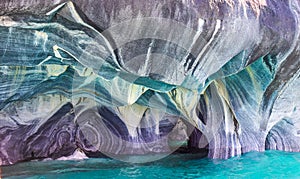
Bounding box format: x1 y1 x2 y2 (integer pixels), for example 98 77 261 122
0 0 300 165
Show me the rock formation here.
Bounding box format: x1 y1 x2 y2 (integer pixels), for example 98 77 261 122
0 0 300 165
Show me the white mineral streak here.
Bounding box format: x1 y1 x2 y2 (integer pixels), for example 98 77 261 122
182 18 205 72
192 20 221 82
139 40 154 76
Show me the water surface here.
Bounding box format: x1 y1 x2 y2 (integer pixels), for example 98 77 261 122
2 150 300 178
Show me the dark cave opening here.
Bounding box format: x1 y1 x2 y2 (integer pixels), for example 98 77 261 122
173 122 209 158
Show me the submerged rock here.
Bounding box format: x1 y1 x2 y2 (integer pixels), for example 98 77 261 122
0 0 300 165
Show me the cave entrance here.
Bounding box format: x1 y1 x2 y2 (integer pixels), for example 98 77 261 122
173 121 209 158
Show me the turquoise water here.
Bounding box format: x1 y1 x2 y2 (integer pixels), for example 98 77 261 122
2 150 300 178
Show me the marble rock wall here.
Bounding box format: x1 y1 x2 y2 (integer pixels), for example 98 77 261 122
0 0 300 165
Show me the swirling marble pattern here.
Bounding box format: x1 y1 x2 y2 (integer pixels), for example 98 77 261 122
0 0 300 165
